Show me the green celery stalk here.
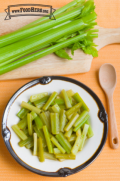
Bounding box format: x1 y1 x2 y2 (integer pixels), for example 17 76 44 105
17 101 32 119
21 101 41 114
56 132 72 153
34 115 43 129
71 135 82 155
61 89 72 109
74 110 89 127
64 127 73 138
44 152 57 160
68 134 76 142
59 109 67 132
0 32 87 75
50 113 59 134
73 114 90 132
43 125 53 153
39 112 51 132
51 136 65 153
64 113 79 131
79 124 89 151
55 154 76 159
33 95 49 108
66 102 82 117
0 13 97 64
43 92 58 111
52 103 61 113
30 92 48 102
18 136 33 147
23 0 85 28
85 119 94 138
33 126 46 147
33 133 37 156
53 148 61 154
39 137 45 162
17 116 27 130
27 113 33 136
0 5 84 48
12 124 28 140
72 92 90 111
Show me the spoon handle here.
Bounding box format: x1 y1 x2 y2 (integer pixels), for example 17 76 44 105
107 94 119 149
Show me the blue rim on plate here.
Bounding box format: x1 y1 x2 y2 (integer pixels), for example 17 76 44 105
2 76 108 177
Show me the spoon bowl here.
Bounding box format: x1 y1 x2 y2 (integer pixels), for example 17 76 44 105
99 63 117 92
99 63 119 149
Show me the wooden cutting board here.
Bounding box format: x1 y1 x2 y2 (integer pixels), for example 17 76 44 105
0 12 120 80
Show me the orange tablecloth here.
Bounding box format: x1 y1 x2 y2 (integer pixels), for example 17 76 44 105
0 0 120 180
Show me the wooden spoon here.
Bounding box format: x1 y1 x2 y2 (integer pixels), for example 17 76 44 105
99 63 119 149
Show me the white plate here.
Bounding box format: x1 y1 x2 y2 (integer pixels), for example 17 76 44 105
2 76 108 177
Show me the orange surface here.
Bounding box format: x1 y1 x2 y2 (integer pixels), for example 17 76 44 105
0 0 120 180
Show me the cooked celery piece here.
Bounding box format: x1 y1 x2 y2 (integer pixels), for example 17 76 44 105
30 92 48 102
12 124 28 140
25 141 34 149
50 113 59 134
33 95 49 108
53 148 61 154
64 113 79 131
43 125 53 153
85 119 94 138
66 102 82 117
33 126 46 147
73 114 90 132
34 115 43 129
21 101 41 114
59 105 66 110
66 89 75 97
17 116 27 130
79 124 89 151
59 109 67 132
33 133 37 156
30 111 37 120
45 111 50 120
55 154 76 160
48 107 54 113
76 128 81 136
71 135 82 155
51 136 65 154
52 104 61 113
23 128 29 136
74 110 88 127
18 136 33 147
68 134 76 142
59 89 74 98
44 152 57 160
43 92 58 111
51 98 65 106
17 101 32 119
39 137 45 162
13 88 93 162
27 113 33 136
64 127 73 138
56 132 72 153
73 93 90 111
61 89 72 109
40 112 51 132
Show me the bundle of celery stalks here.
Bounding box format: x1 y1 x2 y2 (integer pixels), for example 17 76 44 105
0 0 98 75
12 89 94 162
